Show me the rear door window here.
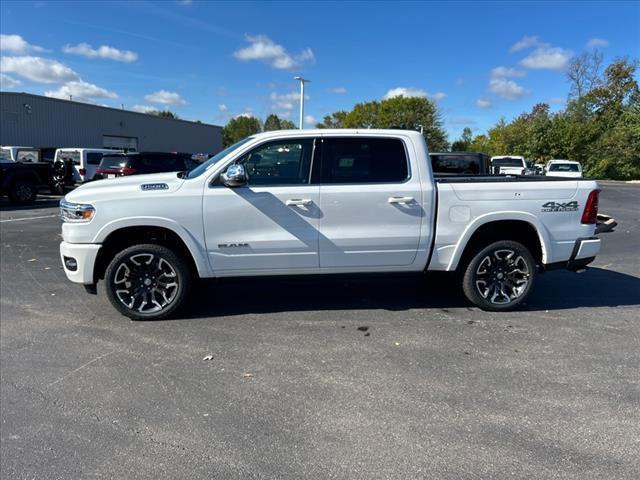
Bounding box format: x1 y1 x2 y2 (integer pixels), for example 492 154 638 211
321 137 408 184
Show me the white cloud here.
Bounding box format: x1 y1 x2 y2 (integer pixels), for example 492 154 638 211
586 38 609 49
270 91 309 110
218 103 228 112
0 56 79 83
233 34 314 70
510 35 539 52
520 46 572 70
475 97 492 108
383 87 426 99
0 73 21 89
304 115 316 126
234 113 255 119
328 86 347 94
44 80 118 101
0 34 45 53
489 77 526 100
144 89 187 106
491 66 526 78
131 104 156 113
383 87 446 101
63 43 138 63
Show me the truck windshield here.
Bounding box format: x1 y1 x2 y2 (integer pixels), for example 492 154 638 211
492 158 523 167
186 137 254 179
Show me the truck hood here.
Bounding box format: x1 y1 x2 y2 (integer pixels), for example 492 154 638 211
65 172 186 204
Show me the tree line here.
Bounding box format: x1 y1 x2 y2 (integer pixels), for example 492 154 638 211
220 53 638 179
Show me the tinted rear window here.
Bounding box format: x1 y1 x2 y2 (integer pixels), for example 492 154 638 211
321 138 408 184
86 152 105 165
492 158 524 167
432 154 481 174
100 155 130 169
550 163 580 172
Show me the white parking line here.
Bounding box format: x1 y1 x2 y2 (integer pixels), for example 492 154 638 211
0 214 59 223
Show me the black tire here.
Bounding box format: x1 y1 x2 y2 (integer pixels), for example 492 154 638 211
51 160 70 195
105 244 191 320
8 179 37 204
462 240 536 311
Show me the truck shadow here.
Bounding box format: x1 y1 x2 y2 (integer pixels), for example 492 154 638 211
178 267 640 319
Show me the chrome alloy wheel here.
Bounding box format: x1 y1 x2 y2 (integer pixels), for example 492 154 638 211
474 249 531 305
113 253 179 314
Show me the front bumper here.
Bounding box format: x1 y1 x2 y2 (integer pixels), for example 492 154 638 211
59 241 101 284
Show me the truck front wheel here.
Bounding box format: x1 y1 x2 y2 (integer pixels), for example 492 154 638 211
105 244 191 320
462 240 536 311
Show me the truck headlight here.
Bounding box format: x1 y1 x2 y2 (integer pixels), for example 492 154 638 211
60 199 95 223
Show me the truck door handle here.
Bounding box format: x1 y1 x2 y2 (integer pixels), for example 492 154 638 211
388 196 415 204
286 198 313 206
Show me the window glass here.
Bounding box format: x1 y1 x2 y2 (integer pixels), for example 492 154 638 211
550 163 580 172
321 138 408 184
86 152 104 165
432 154 480 174
59 151 81 165
491 157 523 167
17 149 40 162
237 139 313 185
100 155 129 169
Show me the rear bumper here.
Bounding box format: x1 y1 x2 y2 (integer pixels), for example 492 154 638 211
59 241 101 284
543 236 600 272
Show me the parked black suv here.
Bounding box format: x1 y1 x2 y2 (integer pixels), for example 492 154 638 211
92 152 201 180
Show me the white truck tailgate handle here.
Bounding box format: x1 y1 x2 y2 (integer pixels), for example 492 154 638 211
388 196 415 204
285 198 313 206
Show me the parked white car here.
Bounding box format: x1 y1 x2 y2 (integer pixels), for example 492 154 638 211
545 160 583 178
54 148 123 185
60 129 602 319
0 146 41 162
490 156 533 175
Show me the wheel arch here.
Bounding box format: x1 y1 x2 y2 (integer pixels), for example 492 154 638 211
93 221 211 282
448 213 550 271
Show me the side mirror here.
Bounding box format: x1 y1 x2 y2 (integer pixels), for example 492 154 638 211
220 164 248 187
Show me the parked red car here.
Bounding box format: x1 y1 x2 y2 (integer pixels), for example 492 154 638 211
93 152 200 180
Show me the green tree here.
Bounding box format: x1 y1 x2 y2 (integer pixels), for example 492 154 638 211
264 114 282 131
316 111 348 128
264 114 296 131
148 110 179 119
341 96 448 151
451 127 473 151
222 116 262 147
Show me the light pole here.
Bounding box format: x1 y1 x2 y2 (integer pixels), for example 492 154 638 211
293 76 310 129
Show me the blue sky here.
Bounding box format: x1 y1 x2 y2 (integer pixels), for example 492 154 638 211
1 0 639 141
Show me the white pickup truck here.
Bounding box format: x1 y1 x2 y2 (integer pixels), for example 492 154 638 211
59 130 602 320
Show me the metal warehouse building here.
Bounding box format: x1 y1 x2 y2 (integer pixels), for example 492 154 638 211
0 92 222 155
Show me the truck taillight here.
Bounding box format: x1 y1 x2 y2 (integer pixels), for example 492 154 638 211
79 168 86 175
581 189 600 224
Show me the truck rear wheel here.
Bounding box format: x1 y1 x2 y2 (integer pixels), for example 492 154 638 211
8 179 37 204
105 244 191 320
462 240 536 311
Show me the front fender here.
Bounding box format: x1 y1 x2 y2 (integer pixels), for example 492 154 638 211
93 216 212 278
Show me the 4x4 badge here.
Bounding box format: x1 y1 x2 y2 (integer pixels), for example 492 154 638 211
542 201 579 212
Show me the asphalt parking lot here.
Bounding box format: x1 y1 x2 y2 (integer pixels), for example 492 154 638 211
1 182 638 479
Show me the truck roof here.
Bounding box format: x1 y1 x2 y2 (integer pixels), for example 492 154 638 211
249 128 425 141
